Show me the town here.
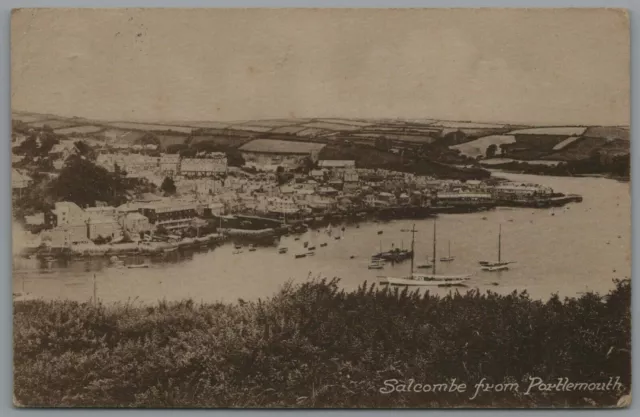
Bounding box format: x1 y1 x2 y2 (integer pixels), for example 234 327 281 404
12 117 583 261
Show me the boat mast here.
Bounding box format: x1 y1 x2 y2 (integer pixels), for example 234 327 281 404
409 223 417 275
432 219 437 274
498 224 502 263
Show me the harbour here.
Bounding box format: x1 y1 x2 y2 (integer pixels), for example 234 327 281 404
13 172 630 303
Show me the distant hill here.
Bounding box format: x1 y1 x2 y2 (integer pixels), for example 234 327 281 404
12 111 629 165
450 125 629 162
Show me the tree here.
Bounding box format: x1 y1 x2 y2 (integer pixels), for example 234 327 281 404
226 150 245 167
166 144 189 154
486 144 498 158
51 155 130 207
160 176 177 195
442 129 467 145
74 140 96 161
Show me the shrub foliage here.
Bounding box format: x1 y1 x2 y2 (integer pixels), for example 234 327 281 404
14 279 630 408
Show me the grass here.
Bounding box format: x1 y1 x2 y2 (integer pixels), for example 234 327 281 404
14 278 630 408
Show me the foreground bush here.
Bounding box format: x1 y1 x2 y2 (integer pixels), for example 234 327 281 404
14 279 631 408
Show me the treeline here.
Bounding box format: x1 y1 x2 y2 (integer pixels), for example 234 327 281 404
14 278 630 408
492 154 630 179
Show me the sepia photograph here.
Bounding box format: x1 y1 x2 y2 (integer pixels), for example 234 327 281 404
11 8 631 408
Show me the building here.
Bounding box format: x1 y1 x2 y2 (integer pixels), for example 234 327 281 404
266 197 299 215
47 201 87 228
180 154 228 177
318 160 356 170
11 169 31 196
435 192 494 207
139 202 198 232
87 216 123 241
491 184 553 201
159 154 181 175
304 195 336 211
119 212 151 238
343 169 360 192
85 206 117 219
49 141 78 161
239 139 326 169
42 224 90 247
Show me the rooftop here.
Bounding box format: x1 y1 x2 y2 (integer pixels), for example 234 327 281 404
318 160 356 168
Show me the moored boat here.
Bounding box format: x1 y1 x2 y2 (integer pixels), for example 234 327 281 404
479 225 513 272
379 220 471 287
278 247 288 254
481 264 509 272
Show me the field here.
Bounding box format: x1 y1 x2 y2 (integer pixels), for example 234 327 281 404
508 126 587 136
541 137 610 161
318 118 374 127
296 128 332 137
303 121 363 131
54 125 104 135
108 122 193 134
12 114 51 123
239 139 326 154
26 120 78 129
13 278 630 408
271 125 310 135
227 124 275 133
452 135 516 158
431 121 508 129
190 135 253 149
153 134 190 149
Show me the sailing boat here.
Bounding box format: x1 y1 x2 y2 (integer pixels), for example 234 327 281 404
439 240 455 262
480 225 512 271
379 221 471 286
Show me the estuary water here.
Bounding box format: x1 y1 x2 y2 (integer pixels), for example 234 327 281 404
13 172 631 303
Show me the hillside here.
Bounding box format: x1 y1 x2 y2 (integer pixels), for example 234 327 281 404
451 125 630 167
12 112 629 177
12 111 517 148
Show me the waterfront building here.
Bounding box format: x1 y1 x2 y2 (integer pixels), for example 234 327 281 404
435 192 494 207
139 201 198 232
119 212 151 238
87 216 124 241
42 224 90 247
46 201 87 228
266 197 299 215
491 184 553 201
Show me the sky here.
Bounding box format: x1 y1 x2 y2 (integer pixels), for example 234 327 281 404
11 8 630 125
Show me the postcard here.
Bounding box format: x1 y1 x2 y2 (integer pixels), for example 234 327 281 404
11 8 631 408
